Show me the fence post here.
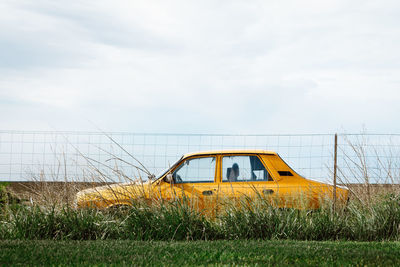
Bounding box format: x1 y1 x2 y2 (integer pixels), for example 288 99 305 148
333 133 338 210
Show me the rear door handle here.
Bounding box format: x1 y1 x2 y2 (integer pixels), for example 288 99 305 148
263 189 274 195
202 190 213 196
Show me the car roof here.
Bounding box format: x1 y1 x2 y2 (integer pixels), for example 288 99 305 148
183 149 277 158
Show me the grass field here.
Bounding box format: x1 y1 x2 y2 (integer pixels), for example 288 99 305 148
2 183 400 266
1 240 400 266
2 193 400 242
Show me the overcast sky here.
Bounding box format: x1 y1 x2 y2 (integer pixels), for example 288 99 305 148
1 0 400 134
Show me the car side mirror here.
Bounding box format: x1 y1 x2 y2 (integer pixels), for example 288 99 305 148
165 174 173 183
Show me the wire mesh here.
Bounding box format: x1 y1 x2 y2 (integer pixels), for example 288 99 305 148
336 134 400 185
0 131 336 183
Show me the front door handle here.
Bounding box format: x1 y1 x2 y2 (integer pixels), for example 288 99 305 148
263 189 274 195
202 190 213 196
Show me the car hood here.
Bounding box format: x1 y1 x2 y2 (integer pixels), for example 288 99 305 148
76 181 152 204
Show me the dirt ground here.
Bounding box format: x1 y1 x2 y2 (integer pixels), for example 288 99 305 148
5 181 113 205
4 181 400 205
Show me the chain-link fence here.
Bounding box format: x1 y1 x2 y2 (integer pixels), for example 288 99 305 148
1 131 400 185
336 134 400 185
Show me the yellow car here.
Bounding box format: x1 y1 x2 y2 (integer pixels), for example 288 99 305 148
75 150 348 210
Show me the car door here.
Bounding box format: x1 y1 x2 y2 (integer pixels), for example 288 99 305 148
159 155 218 211
218 154 279 203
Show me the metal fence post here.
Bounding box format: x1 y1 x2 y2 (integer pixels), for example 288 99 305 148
333 133 338 210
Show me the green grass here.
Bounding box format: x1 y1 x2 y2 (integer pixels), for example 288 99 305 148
2 194 400 242
1 239 400 266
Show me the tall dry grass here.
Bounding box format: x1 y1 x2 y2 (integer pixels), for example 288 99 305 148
1 133 400 241
336 134 400 204
1 193 400 241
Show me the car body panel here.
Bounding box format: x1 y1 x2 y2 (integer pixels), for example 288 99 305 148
76 150 349 210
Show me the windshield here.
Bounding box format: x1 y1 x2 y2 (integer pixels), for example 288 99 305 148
152 156 183 183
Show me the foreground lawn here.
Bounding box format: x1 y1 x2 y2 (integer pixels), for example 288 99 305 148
1 240 400 266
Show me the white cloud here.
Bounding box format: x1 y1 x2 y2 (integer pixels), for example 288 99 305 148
0 0 400 133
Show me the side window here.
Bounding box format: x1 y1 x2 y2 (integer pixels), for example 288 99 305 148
172 157 216 183
222 155 272 182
